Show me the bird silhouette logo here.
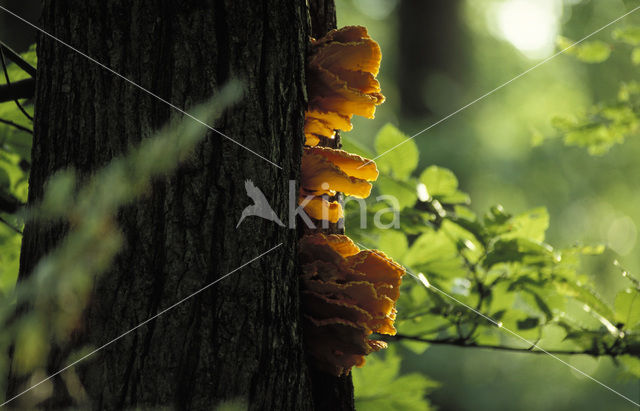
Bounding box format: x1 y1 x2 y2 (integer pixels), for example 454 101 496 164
236 180 285 228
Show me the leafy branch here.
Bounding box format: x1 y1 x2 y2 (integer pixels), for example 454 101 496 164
344 123 640 378
538 26 640 154
389 333 605 356
0 46 33 121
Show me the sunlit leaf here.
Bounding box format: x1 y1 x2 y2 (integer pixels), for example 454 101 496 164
613 26 640 46
486 207 549 243
353 348 436 411
614 288 640 329
378 230 408 261
374 123 419 180
404 228 466 279
632 48 640 65
557 36 611 63
376 174 418 210
419 165 469 204
483 238 554 268
555 280 615 322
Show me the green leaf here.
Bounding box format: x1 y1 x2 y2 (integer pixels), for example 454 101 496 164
404 228 467 279
619 355 640 378
550 114 577 131
556 280 615 322
0 167 10 190
500 208 549 242
613 26 640 46
419 166 457 197
614 289 640 329
0 229 21 295
0 44 36 85
353 348 436 411
377 174 418 210
565 244 606 256
374 124 419 179
483 238 555 268
419 165 470 204
516 317 540 330
378 230 408 261
398 208 435 235
441 219 484 264
575 41 611 63
557 36 611 63
632 48 640 65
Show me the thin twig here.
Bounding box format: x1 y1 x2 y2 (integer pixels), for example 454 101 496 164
1 48 34 121
0 40 36 77
390 333 601 356
0 117 33 134
0 215 22 235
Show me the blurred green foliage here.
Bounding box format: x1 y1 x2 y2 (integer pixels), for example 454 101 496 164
353 347 437 411
0 44 33 298
544 29 640 154
0 47 240 402
338 1 640 408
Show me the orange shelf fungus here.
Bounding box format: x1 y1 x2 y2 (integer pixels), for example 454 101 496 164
300 196 344 223
305 146 378 181
301 149 374 199
299 26 401 377
299 234 405 376
304 26 385 146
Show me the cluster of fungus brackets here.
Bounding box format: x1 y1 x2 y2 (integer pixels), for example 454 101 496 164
300 234 404 376
298 26 405 376
300 25 384 223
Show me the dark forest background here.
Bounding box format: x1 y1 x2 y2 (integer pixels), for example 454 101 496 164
1 0 639 409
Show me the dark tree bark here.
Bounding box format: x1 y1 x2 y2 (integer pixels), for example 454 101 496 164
7 1 320 409
308 0 336 40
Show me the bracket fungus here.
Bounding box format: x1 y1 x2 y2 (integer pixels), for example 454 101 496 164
299 26 404 376
304 26 385 147
299 234 405 376
299 146 379 222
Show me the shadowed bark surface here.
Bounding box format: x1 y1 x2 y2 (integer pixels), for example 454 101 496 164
8 1 314 409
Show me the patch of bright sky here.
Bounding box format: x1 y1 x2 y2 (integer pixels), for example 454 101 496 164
352 0 398 20
487 0 583 59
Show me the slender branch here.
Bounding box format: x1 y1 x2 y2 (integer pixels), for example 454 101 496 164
0 40 36 77
0 118 33 134
0 79 35 103
0 48 33 121
390 334 602 356
0 216 22 235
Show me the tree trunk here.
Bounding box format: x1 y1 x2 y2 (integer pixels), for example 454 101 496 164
8 1 317 409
